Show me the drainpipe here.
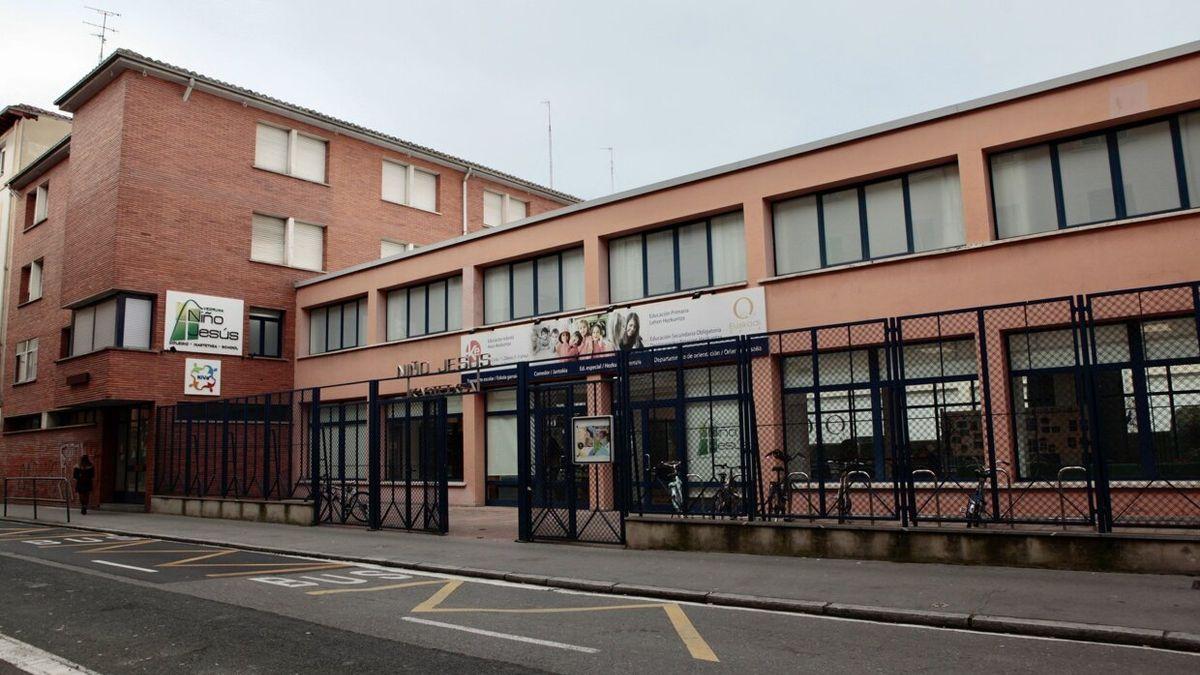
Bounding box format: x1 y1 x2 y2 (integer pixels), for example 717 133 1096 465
461 167 474 235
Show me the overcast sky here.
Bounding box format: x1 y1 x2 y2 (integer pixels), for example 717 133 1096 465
3 1 1199 199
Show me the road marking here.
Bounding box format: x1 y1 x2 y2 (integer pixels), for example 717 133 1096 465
307 580 445 596
411 579 464 612
91 560 159 574
0 528 60 539
0 631 100 674
662 603 719 662
205 563 352 578
401 617 599 654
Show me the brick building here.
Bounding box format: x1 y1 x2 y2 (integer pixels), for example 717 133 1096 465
1 50 574 506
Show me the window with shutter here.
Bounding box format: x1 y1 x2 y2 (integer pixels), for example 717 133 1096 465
123 297 153 350
412 169 438 212
28 260 42 301
254 124 289 173
382 161 408 204
34 184 49 223
251 215 286 264
291 221 324 271
380 240 409 258
508 198 527 222
483 191 504 227
72 306 94 356
293 134 327 183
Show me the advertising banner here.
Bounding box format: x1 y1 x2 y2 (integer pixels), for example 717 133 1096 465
164 290 244 355
461 287 766 368
184 358 222 396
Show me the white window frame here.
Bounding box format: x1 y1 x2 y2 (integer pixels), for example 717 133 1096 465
23 259 43 303
483 190 529 227
380 239 417 258
14 338 37 384
250 214 325 272
33 183 49 224
380 159 439 213
254 122 329 184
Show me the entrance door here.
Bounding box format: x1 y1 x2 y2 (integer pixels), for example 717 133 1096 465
638 404 681 513
111 407 149 503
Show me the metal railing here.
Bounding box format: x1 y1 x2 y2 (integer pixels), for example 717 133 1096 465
3 477 72 522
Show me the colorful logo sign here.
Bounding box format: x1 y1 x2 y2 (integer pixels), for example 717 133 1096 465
164 291 244 355
184 358 222 397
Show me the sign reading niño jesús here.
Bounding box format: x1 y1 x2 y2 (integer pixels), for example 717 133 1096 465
164 290 244 355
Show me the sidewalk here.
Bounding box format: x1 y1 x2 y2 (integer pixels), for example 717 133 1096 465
3 504 1199 641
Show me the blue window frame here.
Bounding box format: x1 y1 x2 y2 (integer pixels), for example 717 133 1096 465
385 275 462 341
483 247 584 324
771 164 964 276
308 297 367 355
608 212 746 302
990 109 1200 239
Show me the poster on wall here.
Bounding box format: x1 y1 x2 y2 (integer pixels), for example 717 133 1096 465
164 290 244 355
462 287 767 370
572 416 613 464
184 358 222 396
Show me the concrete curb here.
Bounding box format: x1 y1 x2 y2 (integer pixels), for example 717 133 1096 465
5 516 1199 654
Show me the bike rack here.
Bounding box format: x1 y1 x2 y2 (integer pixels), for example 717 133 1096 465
843 470 875 522
910 469 940 524
785 471 813 520
992 465 1015 528
1057 465 1089 529
2 477 72 523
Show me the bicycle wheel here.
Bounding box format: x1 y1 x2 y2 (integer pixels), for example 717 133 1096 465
349 491 371 524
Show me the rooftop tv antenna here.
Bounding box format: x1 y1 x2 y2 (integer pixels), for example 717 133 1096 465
541 100 554 189
602 146 615 193
84 6 120 63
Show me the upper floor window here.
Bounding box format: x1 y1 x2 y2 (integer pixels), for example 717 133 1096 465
386 276 462 341
20 259 43 304
380 240 416 258
484 248 584 324
609 212 746 302
251 214 324 271
248 308 284 358
483 190 528 227
0 144 7 178
991 110 1200 239
70 294 153 357
308 297 367 355
25 183 49 229
381 160 438 212
254 123 327 183
773 165 963 275
14 338 37 384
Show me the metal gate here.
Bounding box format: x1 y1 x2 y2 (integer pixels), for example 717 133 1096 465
314 384 450 533
519 369 625 544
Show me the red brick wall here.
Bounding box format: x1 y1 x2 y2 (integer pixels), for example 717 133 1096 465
0 425 103 507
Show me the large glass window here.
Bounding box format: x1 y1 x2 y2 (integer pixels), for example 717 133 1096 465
308 297 367 355
70 294 153 357
318 403 368 481
384 396 464 483
773 164 963 275
248 309 283 358
486 389 519 505
385 276 462 341
991 111 1198 239
608 212 746 301
483 248 584 324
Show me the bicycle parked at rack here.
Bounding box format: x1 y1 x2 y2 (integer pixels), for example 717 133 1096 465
655 460 701 515
764 449 807 519
964 462 1008 527
320 482 370 524
710 464 742 518
828 460 871 524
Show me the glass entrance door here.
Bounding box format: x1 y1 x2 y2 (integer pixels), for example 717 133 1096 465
112 407 149 503
639 405 680 511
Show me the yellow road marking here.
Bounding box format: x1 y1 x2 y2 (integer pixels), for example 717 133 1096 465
662 603 719 663
307 580 446 596
205 563 352 578
42 539 155 550
0 527 60 538
157 549 236 567
406 579 719 661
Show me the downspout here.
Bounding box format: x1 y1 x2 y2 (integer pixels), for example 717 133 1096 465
461 167 474 235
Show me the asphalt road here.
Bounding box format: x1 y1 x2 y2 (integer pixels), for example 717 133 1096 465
0 524 1198 674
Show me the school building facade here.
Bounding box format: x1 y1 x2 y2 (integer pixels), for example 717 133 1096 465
289 41 1200 525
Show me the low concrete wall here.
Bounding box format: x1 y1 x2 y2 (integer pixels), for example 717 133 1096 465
150 496 314 527
626 517 1200 575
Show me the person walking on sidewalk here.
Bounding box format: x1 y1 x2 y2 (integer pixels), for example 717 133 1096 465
73 455 95 515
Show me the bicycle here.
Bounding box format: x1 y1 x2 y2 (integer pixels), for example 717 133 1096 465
321 483 370 524
655 461 700 515
710 464 742 518
764 449 807 519
963 462 1009 528
829 460 870 524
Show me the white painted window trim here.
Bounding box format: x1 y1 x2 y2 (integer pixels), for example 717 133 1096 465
381 159 440 213
254 121 329 183
15 338 37 383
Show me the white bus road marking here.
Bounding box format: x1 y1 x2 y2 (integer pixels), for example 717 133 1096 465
0 631 101 675
401 616 600 654
91 560 158 574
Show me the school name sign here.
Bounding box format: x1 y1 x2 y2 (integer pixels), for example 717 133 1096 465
164 290 244 355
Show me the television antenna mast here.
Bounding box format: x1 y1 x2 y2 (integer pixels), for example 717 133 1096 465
601 147 615 193
541 100 554 189
84 6 120 63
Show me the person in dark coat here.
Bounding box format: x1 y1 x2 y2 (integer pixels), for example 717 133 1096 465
73 455 95 515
